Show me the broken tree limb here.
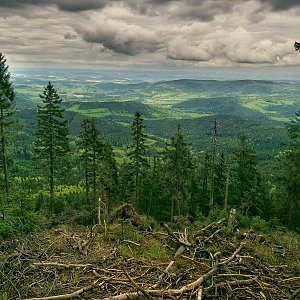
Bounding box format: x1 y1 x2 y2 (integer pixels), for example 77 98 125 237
174 245 186 258
110 203 150 231
24 280 104 300
193 218 226 238
100 240 246 300
123 268 154 300
26 240 246 300
288 287 300 300
203 228 222 243
32 262 93 269
162 222 191 247
197 288 203 300
121 240 141 247
152 260 175 288
204 278 255 293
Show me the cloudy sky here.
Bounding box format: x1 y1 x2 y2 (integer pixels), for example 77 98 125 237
1 0 300 69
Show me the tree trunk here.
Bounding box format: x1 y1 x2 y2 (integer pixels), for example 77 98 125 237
0 108 9 203
49 146 54 214
224 168 230 210
228 208 237 233
210 119 217 209
85 153 89 205
92 150 96 203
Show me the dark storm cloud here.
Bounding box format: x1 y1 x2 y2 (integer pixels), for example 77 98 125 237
75 18 164 55
171 1 236 21
259 0 300 11
56 0 113 12
0 0 243 20
125 0 236 21
64 32 77 40
1 0 300 15
0 0 113 12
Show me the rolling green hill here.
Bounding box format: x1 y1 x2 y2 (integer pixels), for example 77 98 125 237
14 77 298 162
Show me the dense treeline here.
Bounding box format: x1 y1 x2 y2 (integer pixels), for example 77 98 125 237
0 53 299 238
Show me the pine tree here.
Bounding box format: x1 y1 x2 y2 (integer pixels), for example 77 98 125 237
100 141 117 218
163 125 194 219
232 135 261 215
276 111 300 228
209 118 218 209
142 156 168 219
34 82 69 214
0 53 15 203
79 119 117 218
79 119 103 204
126 111 148 210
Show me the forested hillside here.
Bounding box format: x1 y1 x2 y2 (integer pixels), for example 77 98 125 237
1 53 300 299
1 52 300 233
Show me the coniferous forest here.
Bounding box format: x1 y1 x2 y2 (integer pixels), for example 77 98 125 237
1 52 300 299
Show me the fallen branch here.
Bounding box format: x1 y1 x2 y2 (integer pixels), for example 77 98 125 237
121 240 141 247
289 287 300 300
197 288 203 300
162 222 191 247
100 240 246 300
152 260 175 288
32 262 93 269
123 268 154 300
24 280 104 300
193 218 226 238
204 278 255 293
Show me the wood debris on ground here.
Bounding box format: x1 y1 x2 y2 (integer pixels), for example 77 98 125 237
0 216 300 299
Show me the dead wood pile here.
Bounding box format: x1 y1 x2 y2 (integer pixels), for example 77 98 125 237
110 203 150 231
0 219 299 300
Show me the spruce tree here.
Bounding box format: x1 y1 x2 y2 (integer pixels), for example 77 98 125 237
100 141 117 218
79 119 103 204
126 111 148 210
34 82 69 214
79 118 117 214
163 125 194 219
209 119 218 209
0 53 15 203
276 111 300 228
232 135 261 215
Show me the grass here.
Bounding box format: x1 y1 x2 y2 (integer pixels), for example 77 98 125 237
271 116 290 122
66 102 208 121
144 91 199 106
239 96 299 121
147 106 209 120
0 291 9 300
66 104 112 118
254 244 277 264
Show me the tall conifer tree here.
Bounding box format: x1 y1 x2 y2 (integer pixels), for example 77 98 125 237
0 53 15 203
127 111 148 210
34 82 69 214
164 125 194 219
232 135 261 215
276 111 300 228
79 118 117 213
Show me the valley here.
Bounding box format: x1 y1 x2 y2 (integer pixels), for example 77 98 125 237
12 69 300 161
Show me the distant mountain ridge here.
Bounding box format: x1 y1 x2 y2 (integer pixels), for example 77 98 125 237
14 76 298 162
